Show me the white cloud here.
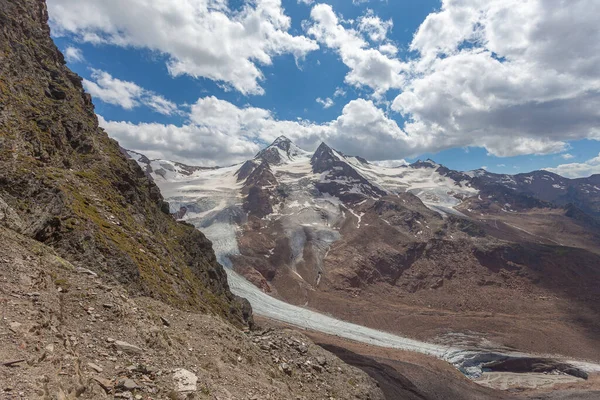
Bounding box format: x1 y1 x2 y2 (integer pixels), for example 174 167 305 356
100 96 416 165
316 97 334 109
297 0 314 4
561 153 575 160
64 46 84 63
145 95 180 116
378 43 398 56
83 70 143 110
497 164 506 167
357 10 393 42
99 115 261 167
68 0 600 163
333 87 346 97
304 1 600 158
306 4 407 97
544 153 600 178
391 0 600 157
372 159 408 168
83 70 179 115
47 0 318 95
481 166 488 170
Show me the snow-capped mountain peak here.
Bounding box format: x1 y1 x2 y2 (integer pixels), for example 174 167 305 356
255 135 311 165
311 142 340 173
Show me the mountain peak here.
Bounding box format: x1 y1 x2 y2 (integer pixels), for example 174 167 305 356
272 135 292 146
410 159 440 169
314 141 335 156
311 142 344 173
255 136 309 165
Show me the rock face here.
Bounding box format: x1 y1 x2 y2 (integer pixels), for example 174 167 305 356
0 0 251 326
311 142 386 201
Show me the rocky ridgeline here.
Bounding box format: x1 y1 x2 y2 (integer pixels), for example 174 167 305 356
0 0 250 326
0 227 383 399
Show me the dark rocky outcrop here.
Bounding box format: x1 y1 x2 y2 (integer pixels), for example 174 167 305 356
0 0 251 327
311 142 386 201
242 162 278 218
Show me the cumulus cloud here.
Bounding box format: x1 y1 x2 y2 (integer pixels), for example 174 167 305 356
64 46 84 63
304 1 600 158
544 153 600 178
357 10 393 42
306 4 406 97
316 97 334 108
561 153 575 160
65 0 600 163
145 95 180 116
47 0 318 95
378 43 398 56
100 96 416 165
83 70 143 110
391 0 600 157
83 70 179 115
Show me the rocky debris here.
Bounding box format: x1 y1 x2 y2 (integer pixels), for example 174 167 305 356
91 376 113 393
116 378 139 391
114 340 143 355
172 368 198 394
0 226 384 399
280 362 292 375
247 328 343 382
87 362 104 373
0 196 23 233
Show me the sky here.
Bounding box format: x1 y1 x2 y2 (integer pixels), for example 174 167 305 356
46 0 600 178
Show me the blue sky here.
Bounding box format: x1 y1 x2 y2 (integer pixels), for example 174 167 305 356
47 0 600 177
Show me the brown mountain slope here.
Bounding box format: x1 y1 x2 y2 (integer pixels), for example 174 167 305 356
0 0 250 326
127 136 600 361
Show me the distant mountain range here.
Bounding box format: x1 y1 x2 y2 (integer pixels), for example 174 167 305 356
127 136 600 362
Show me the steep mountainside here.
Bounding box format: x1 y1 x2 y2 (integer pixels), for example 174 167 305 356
129 136 600 362
0 226 383 399
0 0 250 326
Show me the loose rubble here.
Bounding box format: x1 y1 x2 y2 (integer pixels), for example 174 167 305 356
0 227 383 399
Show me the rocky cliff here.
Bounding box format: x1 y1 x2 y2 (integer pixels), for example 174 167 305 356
0 0 251 326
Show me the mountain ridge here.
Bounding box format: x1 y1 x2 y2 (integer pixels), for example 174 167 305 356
127 136 600 364
128 135 600 218
0 0 251 326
